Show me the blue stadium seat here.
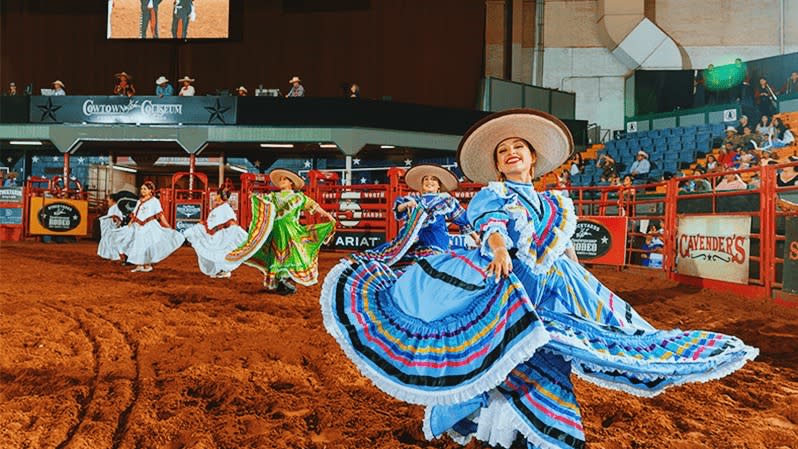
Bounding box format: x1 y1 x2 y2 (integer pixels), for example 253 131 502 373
682 126 698 135
648 130 661 138
667 142 682 151
639 138 653 148
711 123 725 136
654 143 668 153
604 141 616 150
667 136 682 145
670 127 684 136
681 134 696 144
626 139 640 149
663 161 679 172
679 150 696 161
664 151 679 161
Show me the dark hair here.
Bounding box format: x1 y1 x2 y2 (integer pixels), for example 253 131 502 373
217 188 231 201
492 138 536 171
142 180 156 191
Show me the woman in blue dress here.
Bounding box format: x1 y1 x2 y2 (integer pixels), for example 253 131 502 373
354 164 479 269
321 109 758 449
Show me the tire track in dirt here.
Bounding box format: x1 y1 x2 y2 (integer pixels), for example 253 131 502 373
104 314 142 449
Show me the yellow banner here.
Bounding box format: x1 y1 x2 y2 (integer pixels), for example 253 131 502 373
29 197 89 236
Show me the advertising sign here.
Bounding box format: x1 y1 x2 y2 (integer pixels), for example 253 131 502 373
0 187 24 204
676 215 751 284
572 216 628 266
28 197 89 236
325 231 386 250
175 202 203 233
783 217 798 294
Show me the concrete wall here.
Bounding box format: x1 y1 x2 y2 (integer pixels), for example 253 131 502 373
536 0 798 132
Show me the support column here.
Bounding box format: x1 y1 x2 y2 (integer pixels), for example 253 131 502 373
485 0 506 79
344 156 352 186
63 153 70 193
510 0 523 82
189 153 196 190
521 0 536 84
107 153 114 196
218 152 225 188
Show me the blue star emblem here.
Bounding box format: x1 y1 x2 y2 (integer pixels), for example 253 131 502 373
37 97 62 122
205 98 231 124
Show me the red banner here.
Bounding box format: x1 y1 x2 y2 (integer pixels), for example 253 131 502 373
572 216 628 266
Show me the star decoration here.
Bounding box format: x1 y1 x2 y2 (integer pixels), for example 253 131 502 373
205 98 231 124
254 160 261 167
77 157 86 164
360 177 368 184
36 97 62 122
404 159 412 166
72 215 79 220
601 236 609 244
32 156 39 163
52 156 60 162
303 160 312 168
353 158 361 166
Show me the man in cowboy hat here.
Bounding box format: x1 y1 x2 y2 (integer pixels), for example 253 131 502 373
178 76 195 96
286 76 305 97
155 76 174 97
722 125 740 147
52 80 66 96
628 149 651 179
113 72 136 97
235 86 248 96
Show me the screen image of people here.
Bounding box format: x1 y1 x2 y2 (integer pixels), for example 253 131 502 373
107 0 229 39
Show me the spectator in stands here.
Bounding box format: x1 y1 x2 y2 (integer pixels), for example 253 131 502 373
286 76 305 97
640 224 665 268
680 168 713 193
349 83 360 98
628 150 651 179
178 76 196 96
557 171 571 189
722 126 739 147
113 72 136 97
6 82 17 96
736 115 750 134
768 119 795 149
718 143 738 168
756 115 772 137
734 147 756 169
3 172 18 187
777 156 798 187
779 71 798 96
155 76 173 97
608 174 621 187
596 154 617 182
715 173 747 191
759 151 776 166
52 80 66 96
705 154 719 171
755 77 777 117
235 86 248 96
739 127 762 151
619 175 636 215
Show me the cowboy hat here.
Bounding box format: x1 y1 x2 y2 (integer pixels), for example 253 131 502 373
288 76 302 84
457 109 573 184
269 168 305 190
178 76 195 83
114 72 132 79
236 86 248 93
52 80 65 87
637 150 648 158
725 126 737 133
155 76 169 84
404 164 459 193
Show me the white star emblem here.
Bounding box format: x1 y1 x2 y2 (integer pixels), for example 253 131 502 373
52 156 59 162
404 159 412 166
601 236 609 244
360 177 368 184
72 215 79 220
303 160 312 168
77 157 85 164
32 156 39 163
353 158 361 166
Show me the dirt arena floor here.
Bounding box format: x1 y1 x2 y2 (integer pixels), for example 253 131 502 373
110 0 229 39
1 241 797 449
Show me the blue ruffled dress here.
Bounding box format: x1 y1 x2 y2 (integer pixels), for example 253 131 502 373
321 180 758 449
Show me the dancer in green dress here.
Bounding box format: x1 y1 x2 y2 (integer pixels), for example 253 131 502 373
226 169 336 295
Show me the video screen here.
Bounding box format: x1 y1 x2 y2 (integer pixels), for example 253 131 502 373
107 0 229 39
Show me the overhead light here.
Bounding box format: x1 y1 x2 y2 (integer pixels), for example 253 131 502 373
260 143 294 148
227 165 248 173
380 145 395 149
10 140 43 146
113 165 137 173
319 144 338 148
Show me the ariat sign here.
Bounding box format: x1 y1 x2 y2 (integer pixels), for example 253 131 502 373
676 216 751 284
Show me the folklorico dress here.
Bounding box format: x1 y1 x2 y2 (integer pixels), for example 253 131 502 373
354 193 473 268
123 197 185 265
97 203 132 261
321 179 758 449
183 202 248 277
226 191 335 289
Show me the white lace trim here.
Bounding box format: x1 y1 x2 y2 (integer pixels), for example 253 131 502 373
320 259 551 406
479 224 514 259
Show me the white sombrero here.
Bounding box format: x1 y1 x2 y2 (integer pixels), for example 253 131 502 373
155 76 169 84
178 76 195 83
269 168 305 190
457 109 574 184
404 164 458 192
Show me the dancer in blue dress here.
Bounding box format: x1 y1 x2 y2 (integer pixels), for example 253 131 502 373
321 109 758 449
353 164 479 268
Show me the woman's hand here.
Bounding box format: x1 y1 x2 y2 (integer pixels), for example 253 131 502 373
399 199 417 212
470 232 481 247
486 247 512 282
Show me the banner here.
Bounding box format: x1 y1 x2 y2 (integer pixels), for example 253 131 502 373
175 202 203 233
676 215 751 284
28 197 89 236
784 217 798 294
572 216 628 266
325 231 386 250
0 187 24 225
30 96 237 125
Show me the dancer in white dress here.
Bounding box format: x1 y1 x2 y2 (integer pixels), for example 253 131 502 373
183 188 248 278
97 193 132 261
123 181 185 272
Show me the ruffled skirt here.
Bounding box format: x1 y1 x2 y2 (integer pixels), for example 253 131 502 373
183 223 248 276
320 251 758 449
97 219 133 261
123 221 185 265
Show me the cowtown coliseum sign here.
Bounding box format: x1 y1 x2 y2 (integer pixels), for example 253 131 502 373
30 96 237 124
676 215 751 284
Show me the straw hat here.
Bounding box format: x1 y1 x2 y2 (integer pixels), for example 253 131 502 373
114 72 132 80
288 76 302 84
155 76 169 85
725 126 737 133
236 86 248 93
637 150 648 158
52 80 65 88
269 169 304 190
457 109 573 184
178 76 195 83
404 164 459 193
